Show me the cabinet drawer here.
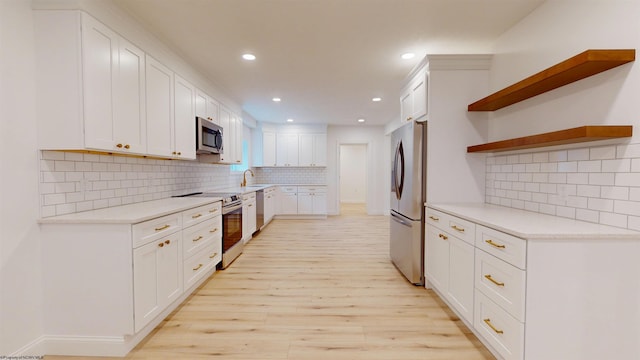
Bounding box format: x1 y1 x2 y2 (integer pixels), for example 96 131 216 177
476 225 526 269
182 201 222 228
242 192 256 201
475 249 526 322
182 217 222 260
133 213 182 248
279 186 297 193
183 242 221 290
298 186 326 193
475 291 524 360
426 208 475 245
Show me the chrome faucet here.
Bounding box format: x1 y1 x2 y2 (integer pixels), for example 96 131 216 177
241 169 254 187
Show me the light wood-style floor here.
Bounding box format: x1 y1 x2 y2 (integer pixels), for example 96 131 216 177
47 211 494 360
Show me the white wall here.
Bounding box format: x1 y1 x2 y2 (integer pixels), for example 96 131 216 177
339 144 367 203
483 0 640 229
0 0 44 355
327 126 390 215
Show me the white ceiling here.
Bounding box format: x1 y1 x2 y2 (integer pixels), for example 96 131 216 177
113 0 544 126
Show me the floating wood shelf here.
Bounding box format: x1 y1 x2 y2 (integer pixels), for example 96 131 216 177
467 126 633 153
468 49 635 111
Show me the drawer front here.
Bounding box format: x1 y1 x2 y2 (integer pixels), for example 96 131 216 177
133 213 182 248
475 291 524 360
475 249 526 322
298 186 326 193
242 192 256 201
476 225 527 269
182 217 222 260
279 186 297 193
265 187 276 194
182 201 222 228
426 208 475 245
183 242 221 290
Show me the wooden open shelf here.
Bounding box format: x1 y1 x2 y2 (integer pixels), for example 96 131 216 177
467 126 633 153
468 49 635 111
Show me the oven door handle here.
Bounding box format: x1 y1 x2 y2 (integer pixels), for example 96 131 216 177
223 202 243 214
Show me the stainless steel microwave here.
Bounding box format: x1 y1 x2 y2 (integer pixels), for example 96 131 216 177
196 116 223 154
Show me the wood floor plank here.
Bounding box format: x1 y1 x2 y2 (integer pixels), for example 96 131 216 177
45 213 494 360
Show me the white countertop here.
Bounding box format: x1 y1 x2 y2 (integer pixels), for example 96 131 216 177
39 197 222 224
427 203 640 240
216 184 326 194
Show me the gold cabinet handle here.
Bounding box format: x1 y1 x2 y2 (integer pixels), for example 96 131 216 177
248 204 253 207
209 208 219 213
209 252 218 259
429 216 439 221
192 213 202 219
124 144 130 149
164 239 171 245
484 274 505 287
155 224 170 232
158 242 164 248
406 116 413 121
486 239 506 249
116 143 123 148
193 264 203 271
172 151 177 155
483 318 504 334
210 228 219 233
236 160 241 163
177 151 181 155
451 225 465 232
438 233 448 240
193 236 203 242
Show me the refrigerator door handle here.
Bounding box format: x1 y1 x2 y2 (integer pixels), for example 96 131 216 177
391 212 412 227
395 141 405 200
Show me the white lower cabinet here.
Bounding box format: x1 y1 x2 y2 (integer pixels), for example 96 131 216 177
242 192 257 242
297 186 327 215
264 187 276 224
278 186 298 215
41 199 222 357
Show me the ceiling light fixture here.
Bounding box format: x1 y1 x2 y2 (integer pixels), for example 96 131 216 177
272 97 281 102
401 52 415 60
358 118 365 123
372 97 382 102
287 118 294 123
242 53 256 60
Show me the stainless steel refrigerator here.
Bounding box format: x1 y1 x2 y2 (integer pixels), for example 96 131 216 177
390 120 427 285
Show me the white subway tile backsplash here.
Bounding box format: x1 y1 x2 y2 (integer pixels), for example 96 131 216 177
43 193 66 206
486 143 640 231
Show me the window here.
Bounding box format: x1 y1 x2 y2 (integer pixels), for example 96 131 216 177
230 139 249 172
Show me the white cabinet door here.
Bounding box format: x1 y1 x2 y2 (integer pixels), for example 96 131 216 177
279 192 298 215
276 133 299 166
173 74 196 159
425 225 449 292
264 191 275 222
157 235 182 308
298 134 314 166
233 113 243 165
400 88 413 123
263 131 277 166
145 56 174 157
313 133 327 166
195 90 219 124
242 202 249 242
248 200 257 234
447 236 474 323
312 192 327 214
297 193 313 214
411 76 427 121
81 15 118 152
115 38 146 154
218 106 232 163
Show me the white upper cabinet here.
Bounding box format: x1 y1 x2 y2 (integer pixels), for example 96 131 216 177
173 75 196 160
276 133 299 167
400 69 428 123
35 11 147 154
195 89 219 125
298 133 326 167
262 131 277 166
232 113 243 165
217 106 232 163
145 56 174 158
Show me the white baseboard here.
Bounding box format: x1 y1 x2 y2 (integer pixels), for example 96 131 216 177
9 335 47 357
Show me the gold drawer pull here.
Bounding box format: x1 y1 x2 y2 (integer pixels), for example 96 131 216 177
429 216 439 221
192 213 202 219
157 242 164 248
209 208 219 213
451 225 465 232
124 144 130 149
486 239 506 249
210 228 219 233
116 143 123 148
209 252 218 259
164 240 171 245
484 274 505 287
193 236 203 242
193 264 203 271
155 224 170 231
483 318 504 334
438 233 448 240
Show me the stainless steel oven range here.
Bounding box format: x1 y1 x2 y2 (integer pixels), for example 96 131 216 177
173 192 243 268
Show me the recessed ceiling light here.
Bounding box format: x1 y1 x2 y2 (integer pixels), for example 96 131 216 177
358 118 365 123
372 97 382 102
242 53 256 60
272 97 281 102
401 52 415 60
287 118 294 123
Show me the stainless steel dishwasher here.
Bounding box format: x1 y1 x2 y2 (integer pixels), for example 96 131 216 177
255 189 265 232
